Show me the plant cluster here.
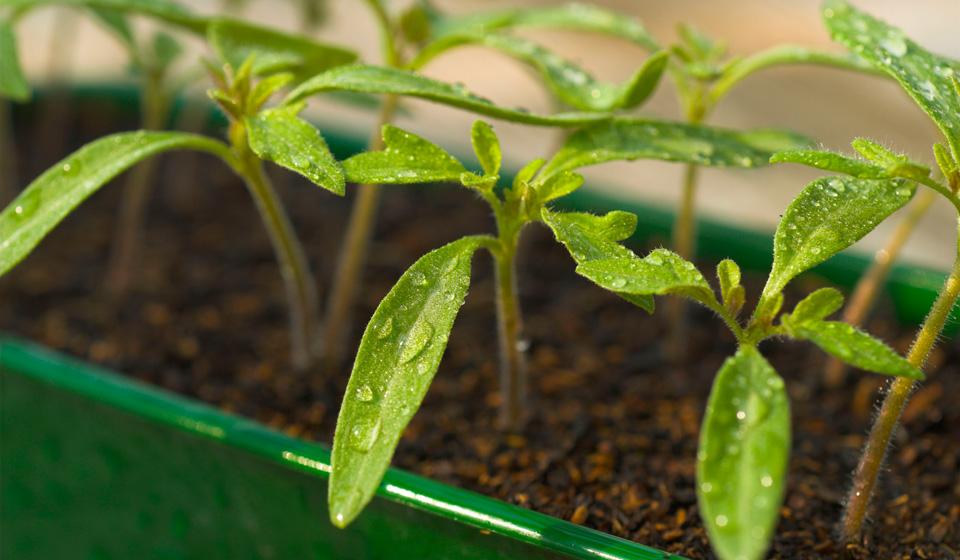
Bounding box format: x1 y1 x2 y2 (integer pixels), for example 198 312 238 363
1 1 957 558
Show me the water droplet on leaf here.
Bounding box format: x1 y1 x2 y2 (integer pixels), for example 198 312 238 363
349 416 381 452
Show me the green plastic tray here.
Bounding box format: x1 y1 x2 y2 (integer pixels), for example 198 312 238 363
1 84 953 559
0 338 679 559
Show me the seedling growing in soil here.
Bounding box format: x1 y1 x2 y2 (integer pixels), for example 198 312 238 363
615 20 880 359
771 0 960 543
0 56 349 370
320 0 673 370
325 117 811 529
574 174 924 560
1 0 363 367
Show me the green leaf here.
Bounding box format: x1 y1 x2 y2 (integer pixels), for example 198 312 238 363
329 235 487 528
431 3 659 51
575 249 718 309
413 33 668 112
772 139 929 181
770 149 887 178
535 171 583 202
541 209 654 313
785 287 843 323
249 72 296 110
151 30 182 69
342 124 466 185
698 346 789 560
0 21 29 101
285 65 608 127
208 18 356 80
0 131 234 277
765 176 914 295
823 1 960 161
399 4 431 45
933 142 958 180
470 120 501 176
543 118 812 178
245 104 344 195
710 45 877 104
783 320 923 379
6 0 207 34
716 259 744 315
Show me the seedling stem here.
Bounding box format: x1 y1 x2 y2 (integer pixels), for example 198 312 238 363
232 120 320 370
841 221 960 540
106 69 170 296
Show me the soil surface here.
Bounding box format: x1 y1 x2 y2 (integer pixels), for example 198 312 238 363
3 101 958 559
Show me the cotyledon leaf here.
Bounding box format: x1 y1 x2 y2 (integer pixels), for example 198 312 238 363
208 18 357 80
342 124 467 185
329 235 490 528
0 20 29 101
575 249 718 310
0 131 235 277
697 346 789 560
430 3 659 51
823 1 960 160
764 176 915 296
284 65 609 127
541 118 812 178
783 320 923 379
410 33 669 112
541 209 654 312
245 104 344 195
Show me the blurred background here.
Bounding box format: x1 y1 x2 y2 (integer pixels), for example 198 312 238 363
10 0 960 268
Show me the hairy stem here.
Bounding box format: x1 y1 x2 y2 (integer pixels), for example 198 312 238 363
321 94 398 369
105 72 169 297
0 100 16 205
494 228 527 431
234 125 319 370
665 162 700 361
825 190 936 387
841 224 960 541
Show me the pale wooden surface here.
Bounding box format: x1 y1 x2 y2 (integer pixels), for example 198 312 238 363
11 0 960 268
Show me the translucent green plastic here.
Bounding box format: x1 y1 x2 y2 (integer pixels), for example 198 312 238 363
0 339 681 560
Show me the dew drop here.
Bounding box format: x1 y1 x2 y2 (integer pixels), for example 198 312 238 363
647 254 664 266
917 80 937 100
700 482 713 494
410 271 428 286
736 410 747 421
398 320 433 364
610 277 626 289
761 475 773 488
715 514 729 528
376 318 394 339
355 384 374 402
880 34 907 57
14 205 23 215
349 416 381 452
810 247 822 256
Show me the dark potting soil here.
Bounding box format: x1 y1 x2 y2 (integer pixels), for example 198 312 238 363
2 102 958 559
